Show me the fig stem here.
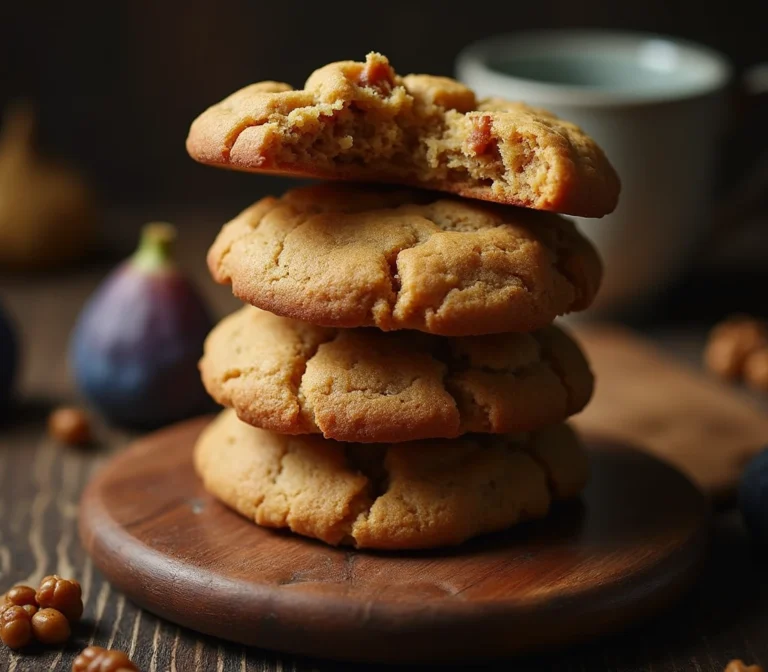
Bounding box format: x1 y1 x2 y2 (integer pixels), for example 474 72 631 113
132 222 177 273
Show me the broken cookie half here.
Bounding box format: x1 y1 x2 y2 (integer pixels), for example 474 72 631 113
186 52 620 218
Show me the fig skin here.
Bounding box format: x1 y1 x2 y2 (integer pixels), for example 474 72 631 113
69 223 214 429
0 300 17 412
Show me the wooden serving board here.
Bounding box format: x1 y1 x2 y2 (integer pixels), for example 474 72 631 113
79 417 709 664
571 325 768 502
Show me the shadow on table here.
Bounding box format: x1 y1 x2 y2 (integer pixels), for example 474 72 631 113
279 510 764 670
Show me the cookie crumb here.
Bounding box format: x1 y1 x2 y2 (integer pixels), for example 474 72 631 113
48 407 91 446
724 660 764 672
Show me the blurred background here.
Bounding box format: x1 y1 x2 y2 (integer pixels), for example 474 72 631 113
0 0 767 322
3 7 768 669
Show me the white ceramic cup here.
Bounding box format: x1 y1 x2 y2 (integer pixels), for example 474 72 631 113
456 30 757 318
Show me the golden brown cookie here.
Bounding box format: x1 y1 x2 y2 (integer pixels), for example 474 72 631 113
201 306 594 443
207 183 602 336
187 53 619 217
194 409 589 550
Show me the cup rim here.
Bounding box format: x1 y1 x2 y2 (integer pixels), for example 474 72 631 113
455 29 733 107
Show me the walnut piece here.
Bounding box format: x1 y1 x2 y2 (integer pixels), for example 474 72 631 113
31 608 70 645
744 348 768 392
72 645 139 671
4 585 37 608
48 407 92 446
0 605 33 650
36 574 83 622
704 315 768 381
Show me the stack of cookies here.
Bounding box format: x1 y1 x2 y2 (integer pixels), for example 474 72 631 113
185 53 619 550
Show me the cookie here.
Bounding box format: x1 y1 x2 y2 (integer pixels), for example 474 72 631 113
201 306 594 443
187 52 619 218
194 409 589 550
207 183 602 336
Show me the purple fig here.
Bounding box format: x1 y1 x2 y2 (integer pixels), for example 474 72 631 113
69 223 214 429
0 300 18 412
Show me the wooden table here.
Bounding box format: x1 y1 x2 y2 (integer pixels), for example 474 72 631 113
1 212 767 671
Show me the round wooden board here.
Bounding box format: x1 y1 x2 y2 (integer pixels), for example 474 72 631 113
79 416 710 665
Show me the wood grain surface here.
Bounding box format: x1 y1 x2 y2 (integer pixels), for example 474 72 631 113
1 213 768 670
572 325 768 502
78 418 708 664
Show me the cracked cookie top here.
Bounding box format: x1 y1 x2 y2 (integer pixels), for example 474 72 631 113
200 306 594 443
207 183 602 336
194 408 589 549
186 52 620 217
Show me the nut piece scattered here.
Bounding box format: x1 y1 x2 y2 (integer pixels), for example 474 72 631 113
48 406 92 446
31 607 70 645
0 576 84 651
72 645 139 671
0 605 33 650
4 584 37 608
744 348 768 393
1 601 36 619
725 660 764 672
35 574 83 623
704 315 768 381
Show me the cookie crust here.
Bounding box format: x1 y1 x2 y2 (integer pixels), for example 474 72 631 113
201 306 594 443
194 409 589 549
207 183 602 336
187 53 619 218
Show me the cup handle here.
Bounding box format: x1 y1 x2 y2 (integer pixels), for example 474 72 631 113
709 63 768 242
